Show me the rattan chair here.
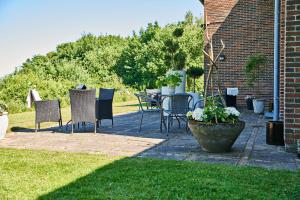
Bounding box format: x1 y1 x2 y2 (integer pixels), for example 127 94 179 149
135 93 161 132
69 89 97 133
96 88 115 127
35 100 62 132
161 93 193 135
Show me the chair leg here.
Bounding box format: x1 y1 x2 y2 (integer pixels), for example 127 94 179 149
166 116 170 136
35 123 37 133
160 115 163 133
139 112 144 132
71 122 74 134
94 121 97 133
176 116 181 128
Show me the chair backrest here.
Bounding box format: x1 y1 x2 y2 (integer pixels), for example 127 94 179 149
135 93 159 112
99 88 115 100
70 89 96 124
35 100 61 123
169 93 193 115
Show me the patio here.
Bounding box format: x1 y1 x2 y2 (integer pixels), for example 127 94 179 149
1 111 299 170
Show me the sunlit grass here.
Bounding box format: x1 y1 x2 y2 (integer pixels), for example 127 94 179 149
0 148 298 200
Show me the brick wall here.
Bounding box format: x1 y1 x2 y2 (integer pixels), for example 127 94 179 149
204 0 274 108
284 0 300 152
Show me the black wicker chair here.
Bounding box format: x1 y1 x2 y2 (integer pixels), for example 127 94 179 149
69 89 97 133
35 100 62 132
96 88 115 127
161 93 193 135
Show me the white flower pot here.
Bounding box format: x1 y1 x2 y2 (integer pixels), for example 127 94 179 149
0 112 8 140
167 70 186 93
161 86 175 116
161 86 175 95
253 99 265 114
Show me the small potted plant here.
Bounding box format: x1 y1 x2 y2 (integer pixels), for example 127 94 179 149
186 66 204 93
0 101 8 140
244 53 267 114
157 73 182 95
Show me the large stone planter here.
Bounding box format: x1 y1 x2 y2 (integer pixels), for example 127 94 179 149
0 112 8 140
188 120 245 153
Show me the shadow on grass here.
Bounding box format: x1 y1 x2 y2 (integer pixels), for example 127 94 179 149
37 157 298 200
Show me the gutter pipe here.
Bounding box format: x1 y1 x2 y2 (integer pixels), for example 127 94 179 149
273 0 280 121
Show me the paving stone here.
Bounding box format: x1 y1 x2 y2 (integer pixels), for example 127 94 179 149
1 111 299 170
246 160 298 170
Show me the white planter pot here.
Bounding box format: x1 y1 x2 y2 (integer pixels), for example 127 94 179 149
253 99 265 114
161 86 175 95
167 70 186 93
161 86 175 116
0 112 8 140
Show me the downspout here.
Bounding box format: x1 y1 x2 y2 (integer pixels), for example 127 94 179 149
265 0 284 146
273 0 280 121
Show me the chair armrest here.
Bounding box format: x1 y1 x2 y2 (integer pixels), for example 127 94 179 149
193 100 204 110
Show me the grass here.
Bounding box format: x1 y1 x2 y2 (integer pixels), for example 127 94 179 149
8 100 139 133
0 148 299 200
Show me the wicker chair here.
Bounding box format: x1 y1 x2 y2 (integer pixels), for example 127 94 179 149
161 93 193 135
135 93 161 132
69 89 97 133
35 100 62 132
96 88 115 127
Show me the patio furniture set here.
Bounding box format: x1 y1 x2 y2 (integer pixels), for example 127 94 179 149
29 85 204 135
135 90 204 135
29 88 114 133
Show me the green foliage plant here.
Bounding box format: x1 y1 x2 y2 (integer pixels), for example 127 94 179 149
244 53 267 97
164 28 186 71
156 73 181 89
0 12 205 113
186 66 204 92
187 96 240 124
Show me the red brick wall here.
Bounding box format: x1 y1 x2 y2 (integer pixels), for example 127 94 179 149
284 0 300 152
204 0 274 108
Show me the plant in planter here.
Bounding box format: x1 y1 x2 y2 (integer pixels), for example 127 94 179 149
187 27 245 153
244 53 267 114
157 73 182 94
186 66 204 93
187 97 245 152
0 101 8 140
164 27 187 93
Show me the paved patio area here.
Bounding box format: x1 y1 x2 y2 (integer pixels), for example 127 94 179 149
1 111 299 170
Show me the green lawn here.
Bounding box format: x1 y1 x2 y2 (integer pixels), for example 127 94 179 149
0 148 299 200
8 100 139 133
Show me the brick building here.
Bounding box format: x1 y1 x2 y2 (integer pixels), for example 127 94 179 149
200 0 300 152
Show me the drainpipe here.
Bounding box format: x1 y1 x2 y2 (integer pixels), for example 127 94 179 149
273 0 280 121
266 0 284 146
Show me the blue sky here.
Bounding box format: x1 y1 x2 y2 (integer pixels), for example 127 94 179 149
0 0 203 77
